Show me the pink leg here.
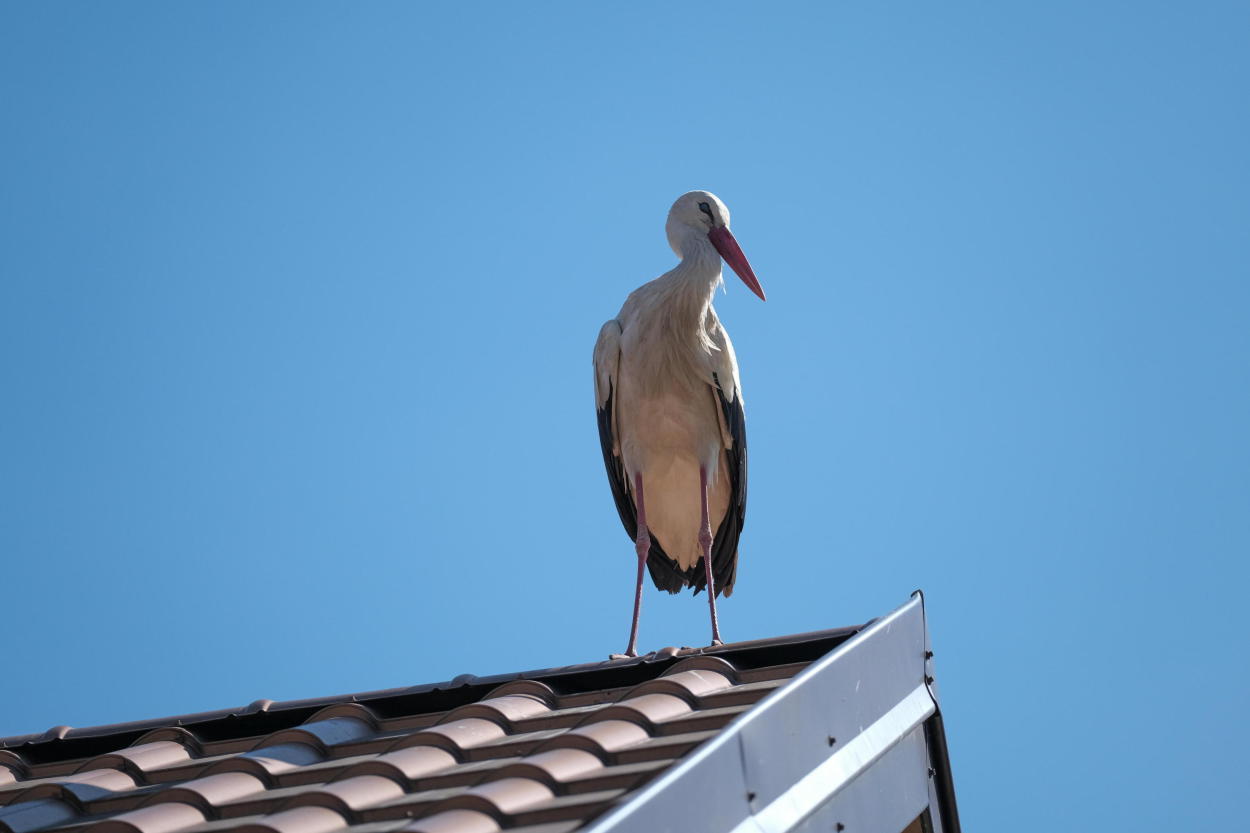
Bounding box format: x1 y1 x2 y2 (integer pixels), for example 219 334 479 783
699 466 723 646
621 471 649 658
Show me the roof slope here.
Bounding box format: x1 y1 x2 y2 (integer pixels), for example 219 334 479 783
0 626 866 833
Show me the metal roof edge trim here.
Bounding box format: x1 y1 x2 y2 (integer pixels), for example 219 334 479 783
582 594 937 833
731 684 934 833
914 588 962 833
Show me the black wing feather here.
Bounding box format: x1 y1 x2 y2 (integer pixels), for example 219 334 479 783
691 374 746 599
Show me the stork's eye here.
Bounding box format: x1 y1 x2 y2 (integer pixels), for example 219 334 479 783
698 201 713 218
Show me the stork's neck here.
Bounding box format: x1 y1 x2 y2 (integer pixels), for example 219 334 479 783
659 232 723 311
624 232 723 394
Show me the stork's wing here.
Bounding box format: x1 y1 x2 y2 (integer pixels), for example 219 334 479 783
593 320 634 537
692 321 748 599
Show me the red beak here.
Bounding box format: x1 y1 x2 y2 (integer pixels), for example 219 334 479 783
708 226 766 301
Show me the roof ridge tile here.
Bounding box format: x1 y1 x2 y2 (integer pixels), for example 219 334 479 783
475 684 554 708
260 719 374 755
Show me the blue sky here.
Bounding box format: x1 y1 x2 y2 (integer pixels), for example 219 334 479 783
2 3 1247 829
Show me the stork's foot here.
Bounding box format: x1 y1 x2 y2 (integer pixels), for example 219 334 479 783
609 651 638 660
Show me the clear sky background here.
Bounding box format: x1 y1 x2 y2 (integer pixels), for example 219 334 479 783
2 3 1247 830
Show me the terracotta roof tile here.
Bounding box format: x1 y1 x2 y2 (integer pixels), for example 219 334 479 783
338 749 456 783
143 773 266 810
546 721 646 756
597 692 691 726
80 745 194 778
354 785 463 822
507 789 626 827
450 776 554 815
231 746 322 776
398 809 497 833
496 824 579 833
404 758 517 793
263 720 374 753
88 802 206 833
443 697 551 727
489 750 600 786
559 760 668 795
395 720 503 756
1 768 138 804
611 729 719 765
0 799 77 833
0 625 864 833
229 806 346 833
146 754 241 785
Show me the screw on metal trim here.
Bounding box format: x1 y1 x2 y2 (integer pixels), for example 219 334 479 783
836 824 846 831
925 675 935 685
827 736 837 746
928 767 936 778
924 650 933 659
747 792 756 802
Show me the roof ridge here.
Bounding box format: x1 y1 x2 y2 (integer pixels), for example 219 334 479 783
0 625 863 764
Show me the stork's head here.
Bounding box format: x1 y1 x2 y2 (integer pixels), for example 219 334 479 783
666 190 766 301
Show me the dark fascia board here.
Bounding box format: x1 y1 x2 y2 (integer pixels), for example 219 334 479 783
584 593 961 833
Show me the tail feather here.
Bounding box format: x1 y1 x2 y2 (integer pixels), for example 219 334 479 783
645 543 695 594
646 544 736 600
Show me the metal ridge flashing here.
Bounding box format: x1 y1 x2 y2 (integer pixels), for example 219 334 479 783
583 594 959 833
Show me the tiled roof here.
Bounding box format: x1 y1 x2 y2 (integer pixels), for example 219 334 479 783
0 626 864 833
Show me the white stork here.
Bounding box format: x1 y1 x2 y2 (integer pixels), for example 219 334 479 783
593 190 766 657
